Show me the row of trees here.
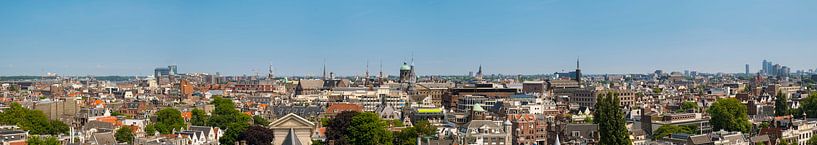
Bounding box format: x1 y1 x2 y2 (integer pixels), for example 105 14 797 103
325 111 436 145
142 96 271 144
0 103 70 135
26 136 61 145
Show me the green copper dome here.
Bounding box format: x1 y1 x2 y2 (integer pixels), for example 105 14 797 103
472 103 485 112
400 63 411 71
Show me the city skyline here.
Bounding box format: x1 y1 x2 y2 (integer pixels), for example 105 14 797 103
2 0 817 76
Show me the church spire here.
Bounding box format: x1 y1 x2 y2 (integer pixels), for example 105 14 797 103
379 60 384 84
577 57 580 70
322 59 327 80
365 60 370 86
575 57 582 87
476 65 484 82
268 63 274 80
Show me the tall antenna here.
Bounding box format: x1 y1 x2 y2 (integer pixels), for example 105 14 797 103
365 60 370 86
379 59 384 84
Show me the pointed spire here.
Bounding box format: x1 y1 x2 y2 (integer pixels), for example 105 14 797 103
379 59 384 83
577 57 580 70
478 65 483 74
322 59 327 80
365 60 370 86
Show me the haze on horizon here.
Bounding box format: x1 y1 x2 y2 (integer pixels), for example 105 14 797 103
1 0 816 76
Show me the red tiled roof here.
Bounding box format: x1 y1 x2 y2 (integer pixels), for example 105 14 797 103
182 112 192 120
326 103 363 114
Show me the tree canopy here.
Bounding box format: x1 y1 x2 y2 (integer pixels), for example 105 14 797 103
593 92 632 145
253 115 271 126
145 124 157 136
190 108 209 126
208 96 252 144
797 93 817 118
775 92 790 116
394 120 436 145
115 126 135 144
327 111 360 145
239 125 275 145
708 98 751 133
808 135 817 145
0 103 69 135
154 108 186 134
653 125 697 140
347 112 393 145
678 101 699 113
27 135 61 145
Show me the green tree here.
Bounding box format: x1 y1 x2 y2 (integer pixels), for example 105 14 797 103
708 98 751 133
348 112 393 145
394 120 436 145
27 135 60 145
775 92 790 116
253 115 271 126
312 140 325 145
594 92 632 145
653 88 663 94
760 121 771 129
110 111 125 117
391 119 405 127
327 111 359 145
652 125 697 140
207 97 252 144
239 125 275 145
155 108 186 134
115 126 135 144
0 103 69 135
800 93 817 118
678 101 699 112
145 124 157 136
780 140 790 145
807 135 817 145
190 108 209 126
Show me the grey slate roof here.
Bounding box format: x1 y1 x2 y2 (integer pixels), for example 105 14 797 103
188 126 212 136
269 105 323 119
298 80 324 90
750 135 770 143
282 128 303 145
92 132 117 145
83 120 115 131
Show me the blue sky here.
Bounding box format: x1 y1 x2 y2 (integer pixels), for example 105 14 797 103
1 0 816 76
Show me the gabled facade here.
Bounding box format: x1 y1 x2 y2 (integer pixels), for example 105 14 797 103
270 113 315 145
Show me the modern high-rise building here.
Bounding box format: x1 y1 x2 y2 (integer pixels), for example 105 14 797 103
745 64 750 75
760 60 791 77
168 65 178 75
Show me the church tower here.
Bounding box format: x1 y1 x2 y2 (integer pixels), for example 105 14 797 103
399 62 411 83
575 58 582 86
475 65 484 82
